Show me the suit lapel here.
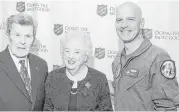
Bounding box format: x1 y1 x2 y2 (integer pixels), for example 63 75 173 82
29 54 40 109
0 47 32 102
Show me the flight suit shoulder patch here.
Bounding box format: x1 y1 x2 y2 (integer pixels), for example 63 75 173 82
160 60 176 79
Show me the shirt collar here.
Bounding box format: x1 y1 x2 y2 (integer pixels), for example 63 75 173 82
8 46 28 65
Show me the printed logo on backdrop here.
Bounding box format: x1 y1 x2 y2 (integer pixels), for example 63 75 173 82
96 4 116 17
109 6 116 15
30 44 48 53
16 2 26 12
54 24 63 36
94 48 118 59
142 29 153 40
107 50 118 59
53 24 90 36
16 1 50 12
97 5 108 17
95 48 105 59
155 30 179 40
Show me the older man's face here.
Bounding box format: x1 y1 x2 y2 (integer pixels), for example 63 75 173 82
8 23 34 58
63 38 87 72
115 5 142 43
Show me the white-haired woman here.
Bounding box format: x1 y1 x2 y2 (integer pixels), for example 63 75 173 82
44 31 113 111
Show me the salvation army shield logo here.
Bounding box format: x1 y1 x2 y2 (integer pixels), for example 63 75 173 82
95 48 105 59
53 24 63 36
16 2 25 12
97 5 108 17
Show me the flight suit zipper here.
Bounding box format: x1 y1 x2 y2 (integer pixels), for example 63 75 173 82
118 56 137 91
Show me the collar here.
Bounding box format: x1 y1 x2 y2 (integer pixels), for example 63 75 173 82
8 46 29 72
8 47 20 67
121 38 152 57
60 67 92 85
8 46 28 62
66 65 88 82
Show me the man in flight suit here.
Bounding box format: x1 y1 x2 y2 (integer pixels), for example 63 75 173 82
112 2 179 111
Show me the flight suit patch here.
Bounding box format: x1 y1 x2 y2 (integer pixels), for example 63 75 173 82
125 68 139 78
160 60 176 79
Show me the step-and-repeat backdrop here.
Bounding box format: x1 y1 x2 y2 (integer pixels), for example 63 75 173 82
0 0 179 81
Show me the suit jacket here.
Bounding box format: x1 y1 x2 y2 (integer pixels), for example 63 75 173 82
0 47 48 111
44 67 113 111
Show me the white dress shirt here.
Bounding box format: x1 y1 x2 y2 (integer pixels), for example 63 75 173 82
8 48 31 80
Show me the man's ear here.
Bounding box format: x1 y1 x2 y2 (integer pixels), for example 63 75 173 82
140 18 145 29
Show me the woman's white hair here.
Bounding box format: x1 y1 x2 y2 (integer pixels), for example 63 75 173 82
60 31 93 60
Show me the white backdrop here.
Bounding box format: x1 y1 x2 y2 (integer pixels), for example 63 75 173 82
0 0 179 81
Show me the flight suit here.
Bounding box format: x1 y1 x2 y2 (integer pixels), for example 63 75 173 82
112 38 179 111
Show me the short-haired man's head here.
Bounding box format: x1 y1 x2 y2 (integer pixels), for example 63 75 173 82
6 13 36 38
60 31 93 60
115 2 145 43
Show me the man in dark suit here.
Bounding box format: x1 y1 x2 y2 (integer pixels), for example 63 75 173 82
0 13 48 111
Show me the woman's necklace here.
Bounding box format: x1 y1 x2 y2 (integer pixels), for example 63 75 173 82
70 88 78 94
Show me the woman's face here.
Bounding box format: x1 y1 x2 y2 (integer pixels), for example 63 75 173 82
63 38 87 73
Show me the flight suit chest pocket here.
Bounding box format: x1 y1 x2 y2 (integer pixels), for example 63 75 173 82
135 72 150 90
124 68 149 91
124 59 152 90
